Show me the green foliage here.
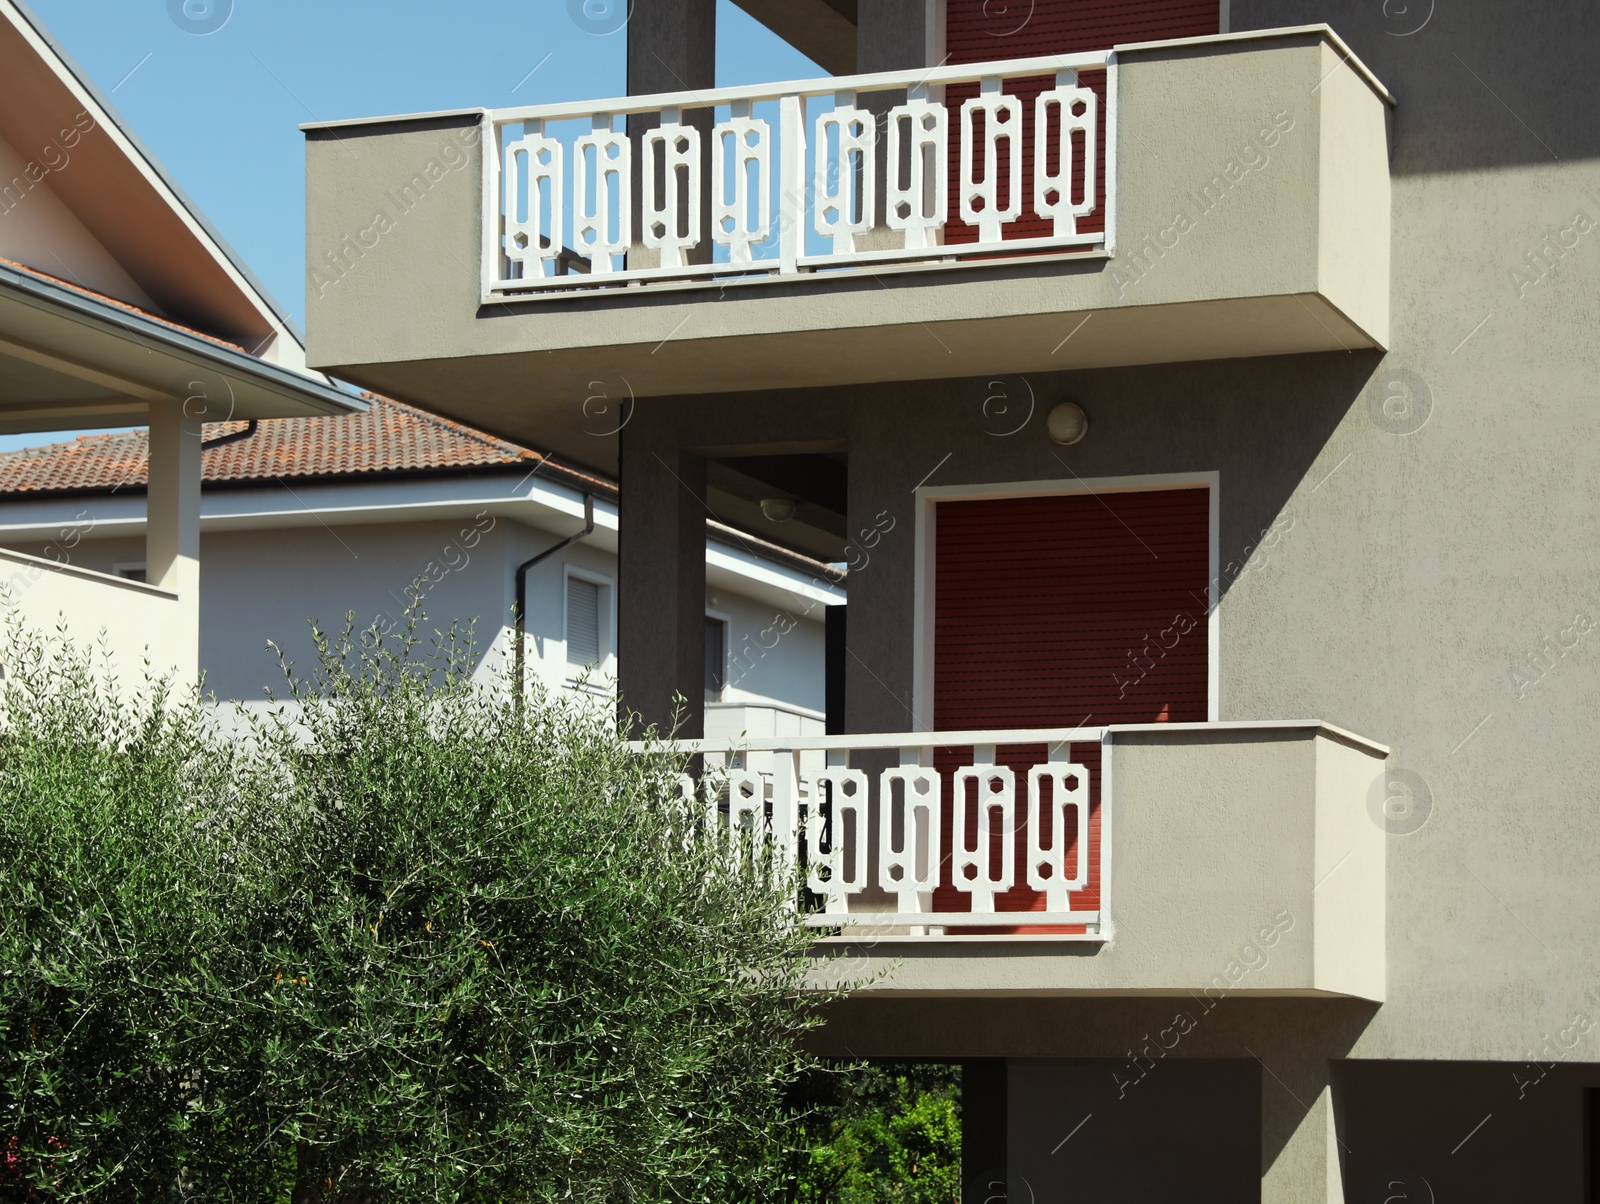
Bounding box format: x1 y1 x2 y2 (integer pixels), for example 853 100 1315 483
781 1064 961 1203
0 610 836 1201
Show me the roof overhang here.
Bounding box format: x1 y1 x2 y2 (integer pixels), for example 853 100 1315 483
0 262 363 433
0 0 303 353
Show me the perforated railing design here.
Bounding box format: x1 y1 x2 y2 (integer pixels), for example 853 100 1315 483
482 52 1114 299
643 728 1109 936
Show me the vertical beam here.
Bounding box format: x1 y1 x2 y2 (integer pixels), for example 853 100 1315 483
855 0 937 237
145 399 202 679
617 416 706 737
962 1059 1007 1203
626 0 716 267
1261 1051 1345 1204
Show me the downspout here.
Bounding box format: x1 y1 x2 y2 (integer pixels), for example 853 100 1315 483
515 493 595 699
200 418 258 449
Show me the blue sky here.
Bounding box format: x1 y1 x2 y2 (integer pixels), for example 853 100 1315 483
28 0 819 332
4 1 815 452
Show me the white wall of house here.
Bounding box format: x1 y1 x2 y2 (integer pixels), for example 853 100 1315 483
4 511 831 723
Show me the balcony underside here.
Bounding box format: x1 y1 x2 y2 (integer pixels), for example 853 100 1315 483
330 288 1372 477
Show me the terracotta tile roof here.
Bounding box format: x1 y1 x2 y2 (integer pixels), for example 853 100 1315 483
0 394 610 495
0 255 249 354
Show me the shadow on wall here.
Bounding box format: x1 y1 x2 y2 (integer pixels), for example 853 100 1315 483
1232 0 1600 172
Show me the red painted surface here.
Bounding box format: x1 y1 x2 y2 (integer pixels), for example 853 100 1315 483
942 0 1220 247
931 488 1211 930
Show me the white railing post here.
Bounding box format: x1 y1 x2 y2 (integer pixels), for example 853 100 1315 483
880 746 941 918
642 106 702 269
953 744 1015 913
778 93 805 275
503 119 565 278
1034 70 1098 238
1028 745 1091 911
887 84 948 250
573 114 631 274
809 749 869 915
959 76 1022 244
814 91 877 257
713 100 772 264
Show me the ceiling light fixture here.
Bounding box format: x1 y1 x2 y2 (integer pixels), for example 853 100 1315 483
1047 401 1090 446
759 498 797 523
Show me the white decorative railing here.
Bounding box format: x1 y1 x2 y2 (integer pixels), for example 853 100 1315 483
482 52 1114 300
640 727 1108 936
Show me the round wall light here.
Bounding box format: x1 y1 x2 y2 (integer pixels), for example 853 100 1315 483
1047 401 1090 446
759 497 797 523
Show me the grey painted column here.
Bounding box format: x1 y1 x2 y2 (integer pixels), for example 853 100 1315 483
855 0 940 233
626 0 715 267
617 416 706 737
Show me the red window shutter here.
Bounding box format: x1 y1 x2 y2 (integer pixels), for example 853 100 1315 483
931 487 1211 929
942 1 1220 246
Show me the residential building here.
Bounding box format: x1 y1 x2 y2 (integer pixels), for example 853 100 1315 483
0 0 361 688
301 0 1596 1199
0 394 838 730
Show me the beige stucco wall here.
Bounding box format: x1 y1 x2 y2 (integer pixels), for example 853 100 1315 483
807 726 1385 999
0 546 194 691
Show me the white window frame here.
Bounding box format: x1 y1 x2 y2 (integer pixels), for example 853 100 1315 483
911 471 1221 729
561 564 616 685
112 560 148 583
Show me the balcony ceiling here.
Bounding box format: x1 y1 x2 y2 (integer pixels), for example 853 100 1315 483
729 0 856 74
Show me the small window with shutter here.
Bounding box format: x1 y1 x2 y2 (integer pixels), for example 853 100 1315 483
705 616 727 701
565 575 602 669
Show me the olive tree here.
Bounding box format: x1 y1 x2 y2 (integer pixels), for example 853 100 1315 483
0 612 836 1201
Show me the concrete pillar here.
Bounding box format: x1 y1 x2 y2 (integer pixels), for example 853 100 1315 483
1260 1052 1345 1204
625 0 715 268
961 1059 1007 1203
145 398 202 678
854 1 943 242
617 418 706 737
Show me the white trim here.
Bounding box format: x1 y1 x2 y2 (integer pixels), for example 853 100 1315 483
705 698 827 724
913 471 1223 727
1100 728 1115 942
0 473 845 608
0 545 175 599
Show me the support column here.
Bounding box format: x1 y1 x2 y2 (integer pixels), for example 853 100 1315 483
617 419 706 737
626 0 715 268
961 1059 1007 1204
145 399 202 680
855 0 941 242
1260 1051 1345 1204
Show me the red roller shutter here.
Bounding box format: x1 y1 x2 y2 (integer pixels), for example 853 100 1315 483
942 0 1220 247
931 487 1211 930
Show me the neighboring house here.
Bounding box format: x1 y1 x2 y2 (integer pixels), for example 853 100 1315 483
0 394 840 736
0 0 360 688
300 0 1600 1199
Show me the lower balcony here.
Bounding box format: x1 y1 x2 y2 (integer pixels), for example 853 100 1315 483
656 720 1387 1000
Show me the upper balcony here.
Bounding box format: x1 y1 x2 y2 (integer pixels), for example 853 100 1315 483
304 25 1392 473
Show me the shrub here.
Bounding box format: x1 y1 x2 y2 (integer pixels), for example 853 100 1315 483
0 613 833 1201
